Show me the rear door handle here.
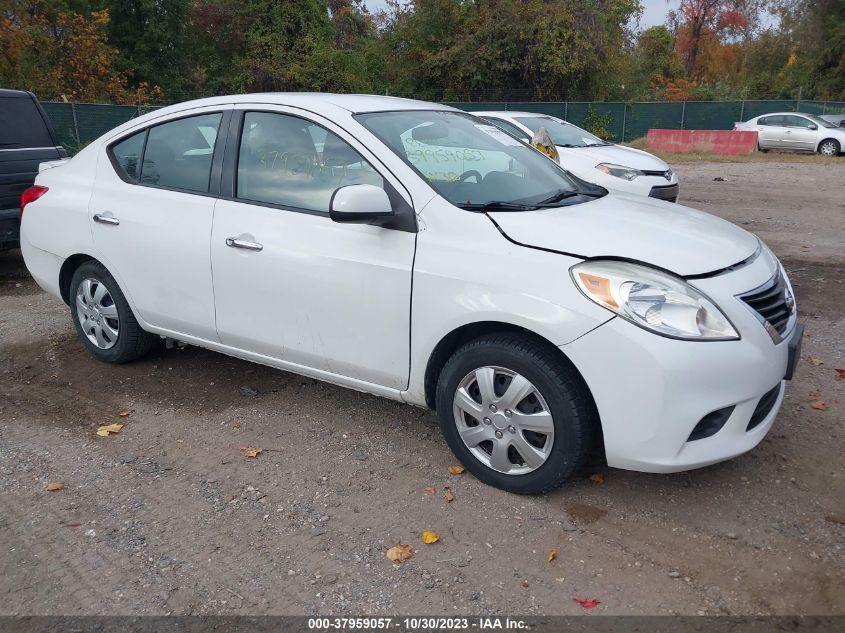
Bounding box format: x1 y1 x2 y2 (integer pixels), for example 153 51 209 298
93 214 120 226
226 237 263 252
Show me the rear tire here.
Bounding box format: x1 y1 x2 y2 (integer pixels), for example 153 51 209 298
818 139 840 156
435 333 598 494
69 261 155 363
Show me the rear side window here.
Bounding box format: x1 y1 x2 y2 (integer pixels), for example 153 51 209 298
0 95 54 148
140 113 222 192
758 115 784 126
111 132 144 180
236 111 384 213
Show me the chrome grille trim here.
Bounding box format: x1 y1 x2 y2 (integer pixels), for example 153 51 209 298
737 268 796 344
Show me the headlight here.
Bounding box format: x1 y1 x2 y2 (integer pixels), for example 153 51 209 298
595 163 643 181
571 260 739 340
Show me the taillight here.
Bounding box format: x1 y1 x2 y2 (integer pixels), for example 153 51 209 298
20 185 49 218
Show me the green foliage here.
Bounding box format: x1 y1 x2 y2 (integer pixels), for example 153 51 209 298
582 106 614 140
1 0 843 104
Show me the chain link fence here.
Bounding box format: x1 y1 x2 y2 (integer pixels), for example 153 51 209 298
449 100 845 142
41 99 845 152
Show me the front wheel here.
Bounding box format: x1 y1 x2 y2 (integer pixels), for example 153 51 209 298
435 333 598 494
818 139 840 156
69 261 155 363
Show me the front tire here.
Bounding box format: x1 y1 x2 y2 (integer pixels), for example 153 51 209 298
69 261 155 363
435 333 598 494
818 139 840 156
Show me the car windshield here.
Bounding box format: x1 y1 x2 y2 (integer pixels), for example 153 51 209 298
514 116 610 147
356 110 603 209
807 115 837 128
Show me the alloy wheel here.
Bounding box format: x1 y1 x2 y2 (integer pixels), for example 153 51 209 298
75 278 120 349
820 141 839 156
452 366 555 475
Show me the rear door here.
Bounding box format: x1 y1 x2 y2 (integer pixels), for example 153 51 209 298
756 115 786 148
88 106 232 341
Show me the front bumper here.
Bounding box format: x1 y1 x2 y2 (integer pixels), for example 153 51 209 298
562 248 799 473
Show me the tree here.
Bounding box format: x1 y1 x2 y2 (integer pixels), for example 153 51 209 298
0 1 144 102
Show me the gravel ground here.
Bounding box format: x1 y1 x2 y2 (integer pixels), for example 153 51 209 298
1 160 843 616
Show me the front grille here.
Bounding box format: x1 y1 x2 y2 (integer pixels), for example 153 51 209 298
740 270 794 337
747 384 782 431
648 183 679 202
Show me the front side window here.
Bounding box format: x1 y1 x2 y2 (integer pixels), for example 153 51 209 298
784 115 813 129
140 113 222 192
357 110 599 209
514 116 609 148
236 111 384 213
111 131 144 180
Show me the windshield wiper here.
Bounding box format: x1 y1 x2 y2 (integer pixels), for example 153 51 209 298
535 189 583 205
456 201 538 212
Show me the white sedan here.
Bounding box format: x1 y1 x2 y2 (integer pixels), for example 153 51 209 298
475 110 679 202
20 94 801 493
735 112 845 155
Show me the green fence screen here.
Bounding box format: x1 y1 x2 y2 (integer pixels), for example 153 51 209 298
42 99 845 151
449 99 845 142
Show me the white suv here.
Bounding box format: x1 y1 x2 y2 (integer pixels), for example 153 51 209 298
20 94 801 493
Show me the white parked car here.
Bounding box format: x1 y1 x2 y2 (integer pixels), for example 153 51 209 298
734 112 845 155
20 94 801 494
475 110 679 202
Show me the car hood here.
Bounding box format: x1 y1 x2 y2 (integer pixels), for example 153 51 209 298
489 193 759 277
557 143 670 172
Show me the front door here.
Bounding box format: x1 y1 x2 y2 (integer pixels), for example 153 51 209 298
781 115 818 151
88 107 230 341
210 108 416 390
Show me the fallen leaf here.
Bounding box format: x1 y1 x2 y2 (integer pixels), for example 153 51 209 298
447 465 465 475
65 520 81 527
96 423 124 437
386 544 414 562
424 485 436 494
547 548 557 562
243 448 262 458
809 357 824 366
589 473 604 484
118 410 131 417
810 401 827 411
573 598 600 609
421 530 440 544
444 488 455 503
835 368 845 380
175 438 184 443
46 482 64 491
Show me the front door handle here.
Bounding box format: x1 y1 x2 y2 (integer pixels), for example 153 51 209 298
226 237 263 252
93 214 120 226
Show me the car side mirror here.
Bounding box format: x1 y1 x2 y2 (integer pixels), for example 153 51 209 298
809 123 818 130
329 184 393 224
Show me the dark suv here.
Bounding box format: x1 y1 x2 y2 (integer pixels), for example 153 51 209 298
0 89 67 250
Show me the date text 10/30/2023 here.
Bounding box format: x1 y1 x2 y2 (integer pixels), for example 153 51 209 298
307 617 528 630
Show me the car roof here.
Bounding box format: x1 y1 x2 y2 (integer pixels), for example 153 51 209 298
753 112 817 118
152 93 455 116
474 111 560 119
0 88 35 99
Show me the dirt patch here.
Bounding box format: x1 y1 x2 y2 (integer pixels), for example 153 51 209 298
1 160 843 616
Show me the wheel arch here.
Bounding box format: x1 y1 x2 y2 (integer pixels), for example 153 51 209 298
58 253 97 304
423 321 597 413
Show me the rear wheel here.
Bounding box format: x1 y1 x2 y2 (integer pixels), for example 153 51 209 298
69 261 155 363
435 333 597 494
818 139 840 156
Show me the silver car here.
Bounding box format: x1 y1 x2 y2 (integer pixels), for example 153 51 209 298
734 112 845 156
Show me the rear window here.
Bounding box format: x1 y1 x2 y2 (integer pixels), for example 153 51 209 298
0 95 54 148
111 131 145 180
